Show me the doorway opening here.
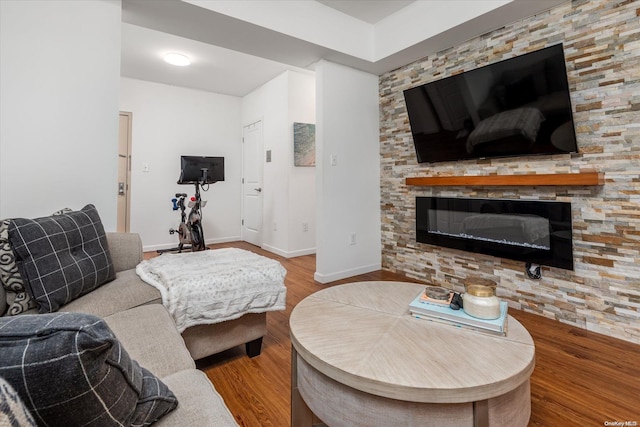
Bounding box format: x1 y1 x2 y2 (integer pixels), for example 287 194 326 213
117 112 132 232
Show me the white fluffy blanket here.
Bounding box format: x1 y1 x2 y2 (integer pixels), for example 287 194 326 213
136 248 287 332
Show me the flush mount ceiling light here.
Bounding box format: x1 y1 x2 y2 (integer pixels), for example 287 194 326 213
163 52 191 66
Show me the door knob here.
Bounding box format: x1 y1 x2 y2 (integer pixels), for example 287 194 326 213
254 187 262 193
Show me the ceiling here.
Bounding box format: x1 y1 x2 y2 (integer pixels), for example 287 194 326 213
121 0 568 97
315 0 415 24
121 23 312 97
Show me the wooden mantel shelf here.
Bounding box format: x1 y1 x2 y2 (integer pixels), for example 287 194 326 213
405 172 604 187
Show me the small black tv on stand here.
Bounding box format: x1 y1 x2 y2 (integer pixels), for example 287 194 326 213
178 155 225 185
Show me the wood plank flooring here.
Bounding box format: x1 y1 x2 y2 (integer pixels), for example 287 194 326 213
149 242 640 426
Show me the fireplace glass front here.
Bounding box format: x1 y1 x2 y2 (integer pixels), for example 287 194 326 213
416 197 573 270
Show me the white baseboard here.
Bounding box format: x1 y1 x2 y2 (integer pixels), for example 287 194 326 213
261 244 316 259
314 263 381 284
142 236 241 253
206 236 242 245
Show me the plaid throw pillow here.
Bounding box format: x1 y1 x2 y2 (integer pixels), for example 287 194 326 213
0 312 178 426
8 205 116 313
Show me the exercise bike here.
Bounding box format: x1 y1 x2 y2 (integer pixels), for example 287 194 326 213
169 185 207 252
158 176 209 254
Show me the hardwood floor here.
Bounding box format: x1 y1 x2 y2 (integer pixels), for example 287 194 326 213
151 242 640 426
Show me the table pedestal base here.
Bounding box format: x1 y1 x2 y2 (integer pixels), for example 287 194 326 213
292 351 530 427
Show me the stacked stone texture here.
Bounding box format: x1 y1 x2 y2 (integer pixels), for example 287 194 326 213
379 0 640 343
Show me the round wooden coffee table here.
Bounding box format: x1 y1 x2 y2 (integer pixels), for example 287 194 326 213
290 281 535 427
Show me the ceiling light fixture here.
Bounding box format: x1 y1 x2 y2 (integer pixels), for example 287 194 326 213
163 52 191 66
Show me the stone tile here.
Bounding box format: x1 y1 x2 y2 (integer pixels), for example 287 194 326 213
379 0 640 344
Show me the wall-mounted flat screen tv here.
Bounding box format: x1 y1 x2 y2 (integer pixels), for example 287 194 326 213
403 44 578 163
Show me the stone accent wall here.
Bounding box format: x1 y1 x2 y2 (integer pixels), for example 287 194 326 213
379 0 640 344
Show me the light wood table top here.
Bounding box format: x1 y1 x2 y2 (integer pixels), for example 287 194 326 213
290 281 535 404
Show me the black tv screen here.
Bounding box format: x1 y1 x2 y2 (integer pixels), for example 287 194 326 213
178 156 224 184
403 44 578 163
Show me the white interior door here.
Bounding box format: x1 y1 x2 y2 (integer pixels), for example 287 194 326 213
242 121 263 246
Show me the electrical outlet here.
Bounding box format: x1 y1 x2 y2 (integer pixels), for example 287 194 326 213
330 154 338 166
302 222 308 232
349 232 356 245
142 162 150 172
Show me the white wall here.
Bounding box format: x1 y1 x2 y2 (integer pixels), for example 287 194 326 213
288 71 316 256
241 70 316 257
315 61 381 283
119 78 242 250
0 0 121 228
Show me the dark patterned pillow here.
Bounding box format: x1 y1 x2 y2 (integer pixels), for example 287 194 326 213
51 208 73 216
8 205 116 313
0 376 36 427
0 312 178 426
0 219 37 315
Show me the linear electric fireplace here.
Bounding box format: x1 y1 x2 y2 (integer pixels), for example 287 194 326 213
416 197 573 270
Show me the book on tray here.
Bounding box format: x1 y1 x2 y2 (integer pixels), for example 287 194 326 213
409 291 508 336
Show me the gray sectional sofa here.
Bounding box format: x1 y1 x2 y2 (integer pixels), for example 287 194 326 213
0 206 267 426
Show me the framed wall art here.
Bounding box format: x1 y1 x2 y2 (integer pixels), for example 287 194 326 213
293 122 316 167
